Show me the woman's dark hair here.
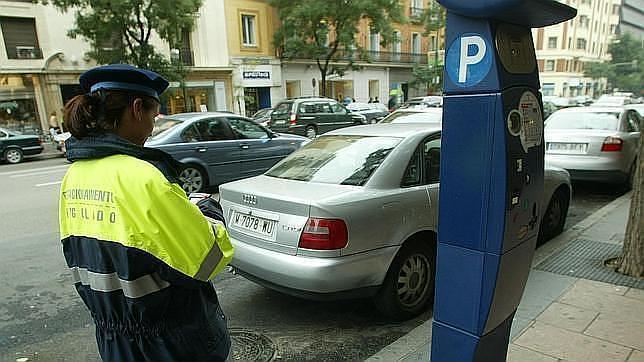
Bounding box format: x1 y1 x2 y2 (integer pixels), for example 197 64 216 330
64 90 158 138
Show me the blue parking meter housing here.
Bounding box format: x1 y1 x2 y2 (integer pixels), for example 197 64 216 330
432 1 575 361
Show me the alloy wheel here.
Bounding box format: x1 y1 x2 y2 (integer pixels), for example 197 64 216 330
396 253 431 308
179 167 204 193
5 149 23 164
305 126 317 139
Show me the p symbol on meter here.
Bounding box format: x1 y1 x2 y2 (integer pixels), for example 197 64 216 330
459 36 486 83
446 33 492 87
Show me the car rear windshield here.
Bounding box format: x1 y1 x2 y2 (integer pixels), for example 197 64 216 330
266 135 401 186
272 102 293 116
545 111 620 131
150 118 183 139
380 111 442 124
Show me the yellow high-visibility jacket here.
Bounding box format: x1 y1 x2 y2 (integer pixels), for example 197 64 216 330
59 133 233 361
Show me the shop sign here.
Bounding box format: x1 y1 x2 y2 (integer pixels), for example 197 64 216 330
240 65 273 87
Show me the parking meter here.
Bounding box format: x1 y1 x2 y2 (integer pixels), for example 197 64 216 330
431 1 575 361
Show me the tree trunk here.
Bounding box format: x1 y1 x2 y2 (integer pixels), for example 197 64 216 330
617 129 644 278
320 71 327 97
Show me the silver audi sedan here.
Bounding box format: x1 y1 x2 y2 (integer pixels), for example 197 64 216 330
545 106 641 186
219 123 571 319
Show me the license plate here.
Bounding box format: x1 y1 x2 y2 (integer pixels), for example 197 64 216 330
275 120 286 125
230 210 276 239
547 142 588 154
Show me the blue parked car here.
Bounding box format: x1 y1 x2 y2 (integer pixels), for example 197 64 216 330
145 112 309 193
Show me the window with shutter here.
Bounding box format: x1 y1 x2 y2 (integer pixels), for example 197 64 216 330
0 17 42 59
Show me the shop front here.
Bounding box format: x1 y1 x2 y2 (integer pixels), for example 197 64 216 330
0 75 40 135
234 62 282 117
164 77 230 116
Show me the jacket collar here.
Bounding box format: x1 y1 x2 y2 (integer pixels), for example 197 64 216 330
65 133 183 184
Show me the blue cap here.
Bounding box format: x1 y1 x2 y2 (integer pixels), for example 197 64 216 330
79 64 169 101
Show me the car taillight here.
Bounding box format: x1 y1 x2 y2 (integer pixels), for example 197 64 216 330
298 218 348 250
289 112 297 125
601 136 623 152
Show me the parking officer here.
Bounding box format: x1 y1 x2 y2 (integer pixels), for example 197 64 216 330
59 64 234 361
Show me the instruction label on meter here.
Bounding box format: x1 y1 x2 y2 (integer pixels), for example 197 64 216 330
518 91 543 152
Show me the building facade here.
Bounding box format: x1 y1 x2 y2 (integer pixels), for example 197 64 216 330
279 0 444 107
1 0 444 134
164 0 234 116
532 0 620 98
0 0 94 134
223 0 282 117
616 0 644 40
0 0 235 134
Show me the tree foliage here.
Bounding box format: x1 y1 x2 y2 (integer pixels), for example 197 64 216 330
585 33 644 95
270 0 405 97
411 1 446 93
45 0 202 80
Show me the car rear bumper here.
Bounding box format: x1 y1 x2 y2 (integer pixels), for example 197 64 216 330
566 169 628 183
229 236 396 299
546 154 629 183
269 124 306 136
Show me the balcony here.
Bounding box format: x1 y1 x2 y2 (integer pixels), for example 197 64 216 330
7 46 43 60
410 7 425 20
282 48 428 65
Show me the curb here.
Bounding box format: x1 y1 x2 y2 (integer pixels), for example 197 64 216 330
367 191 633 362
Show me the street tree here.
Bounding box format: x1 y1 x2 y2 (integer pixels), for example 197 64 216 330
584 33 644 95
618 121 644 277
271 0 405 97
411 1 446 94
44 0 202 80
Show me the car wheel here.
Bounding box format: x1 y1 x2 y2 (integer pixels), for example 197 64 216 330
4 148 23 164
374 241 435 320
538 188 568 244
305 125 317 139
179 165 207 193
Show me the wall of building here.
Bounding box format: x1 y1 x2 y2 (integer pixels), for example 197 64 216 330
192 0 230 67
619 0 644 40
281 64 392 104
224 0 277 58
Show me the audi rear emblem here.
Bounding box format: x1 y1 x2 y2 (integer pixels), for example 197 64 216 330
242 194 257 205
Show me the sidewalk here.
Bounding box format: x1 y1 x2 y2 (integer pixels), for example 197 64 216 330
369 192 644 362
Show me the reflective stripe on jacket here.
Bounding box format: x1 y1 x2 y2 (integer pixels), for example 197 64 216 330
60 154 233 282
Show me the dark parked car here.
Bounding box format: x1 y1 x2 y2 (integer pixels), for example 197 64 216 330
346 102 390 123
270 97 367 138
144 112 309 193
0 127 43 164
252 108 273 128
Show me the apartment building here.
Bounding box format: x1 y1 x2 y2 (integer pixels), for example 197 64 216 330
0 0 235 134
223 0 282 117
1 0 443 132
280 0 444 105
0 0 93 134
533 0 620 98
615 0 644 40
